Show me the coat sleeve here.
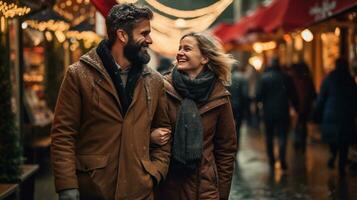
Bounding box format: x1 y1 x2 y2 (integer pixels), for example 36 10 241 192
214 99 238 200
149 78 172 184
51 65 81 192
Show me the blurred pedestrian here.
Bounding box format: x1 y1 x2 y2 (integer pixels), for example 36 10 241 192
51 4 171 200
152 32 237 200
314 57 357 176
245 65 261 129
256 57 299 170
228 63 248 151
157 56 173 75
290 61 316 153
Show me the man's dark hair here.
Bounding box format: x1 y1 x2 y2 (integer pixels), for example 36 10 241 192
106 4 153 45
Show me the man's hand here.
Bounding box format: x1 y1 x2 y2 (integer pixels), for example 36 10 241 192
59 189 79 200
150 128 171 146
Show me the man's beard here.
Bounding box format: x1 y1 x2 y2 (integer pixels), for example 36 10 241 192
123 37 151 65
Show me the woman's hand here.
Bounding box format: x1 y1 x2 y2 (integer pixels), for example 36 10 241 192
150 128 171 146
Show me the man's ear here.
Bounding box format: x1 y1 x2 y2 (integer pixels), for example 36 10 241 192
116 29 128 44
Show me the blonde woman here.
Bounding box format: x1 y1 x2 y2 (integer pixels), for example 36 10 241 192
152 32 237 200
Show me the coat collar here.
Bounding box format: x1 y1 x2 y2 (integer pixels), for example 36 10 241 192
80 48 152 77
79 47 153 119
164 73 231 115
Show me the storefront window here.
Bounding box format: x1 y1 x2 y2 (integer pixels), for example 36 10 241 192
23 29 53 126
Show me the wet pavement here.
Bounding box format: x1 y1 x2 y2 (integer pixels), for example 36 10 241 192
229 125 357 200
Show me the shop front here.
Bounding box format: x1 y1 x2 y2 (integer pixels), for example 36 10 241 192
213 0 357 156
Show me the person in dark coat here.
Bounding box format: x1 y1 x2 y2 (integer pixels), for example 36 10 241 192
256 57 299 170
314 57 357 175
290 62 316 153
228 64 248 149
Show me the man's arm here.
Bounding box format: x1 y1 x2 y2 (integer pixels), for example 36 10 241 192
51 65 81 192
149 79 172 184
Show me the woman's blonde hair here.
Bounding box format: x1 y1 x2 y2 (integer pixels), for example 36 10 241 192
180 32 236 86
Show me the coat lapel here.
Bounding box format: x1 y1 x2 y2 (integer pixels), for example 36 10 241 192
80 49 124 116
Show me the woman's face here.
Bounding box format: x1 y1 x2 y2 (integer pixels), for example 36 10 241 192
176 36 208 77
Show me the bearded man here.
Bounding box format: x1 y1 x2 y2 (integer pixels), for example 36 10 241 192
51 4 171 200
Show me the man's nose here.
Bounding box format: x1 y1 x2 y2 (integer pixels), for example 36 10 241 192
146 35 153 44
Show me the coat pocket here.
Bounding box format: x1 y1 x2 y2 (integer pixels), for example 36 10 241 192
76 154 108 172
76 155 109 200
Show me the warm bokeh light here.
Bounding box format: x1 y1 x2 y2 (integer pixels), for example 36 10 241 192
249 55 263 71
253 41 277 53
301 29 313 42
334 27 340 36
0 1 31 18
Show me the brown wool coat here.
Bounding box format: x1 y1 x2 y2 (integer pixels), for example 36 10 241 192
51 48 171 200
155 74 237 200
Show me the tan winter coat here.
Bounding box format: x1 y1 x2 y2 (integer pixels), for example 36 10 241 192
155 74 237 200
51 48 171 200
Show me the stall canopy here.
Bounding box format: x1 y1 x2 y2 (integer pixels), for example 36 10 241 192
90 0 116 17
214 0 357 43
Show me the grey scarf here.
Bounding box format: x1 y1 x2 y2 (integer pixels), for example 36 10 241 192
172 68 216 170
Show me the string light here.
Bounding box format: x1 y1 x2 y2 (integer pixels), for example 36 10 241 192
301 29 313 42
66 30 102 48
45 31 53 41
55 30 66 43
53 4 74 20
21 21 27 29
26 20 70 32
253 41 277 53
0 1 31 19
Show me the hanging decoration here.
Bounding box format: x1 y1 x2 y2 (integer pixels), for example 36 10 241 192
144 0 233 56
0 0 31 19
25 9 70 32
26 20 69 32
66 21 101 49
54 0 95 26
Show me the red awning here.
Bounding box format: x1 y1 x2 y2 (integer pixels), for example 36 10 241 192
90 0 117 17
214 0 357 43
261 0 357 33
213 7 266 43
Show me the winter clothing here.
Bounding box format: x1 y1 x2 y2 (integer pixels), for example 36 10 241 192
314 63 357 144
290 62 316 151
228 70 247 145
51 46 171 200
256 64 298 166
155 71 237 200
314 59 357 174
171 68 217 170
256 66 298 121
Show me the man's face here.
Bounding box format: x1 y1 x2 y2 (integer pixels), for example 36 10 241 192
124 19 152 65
